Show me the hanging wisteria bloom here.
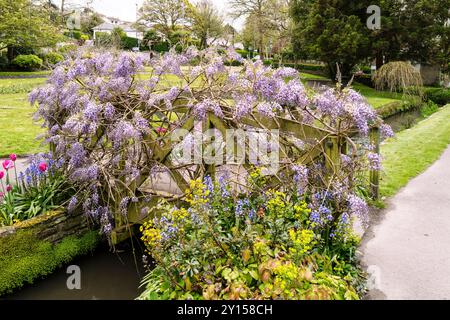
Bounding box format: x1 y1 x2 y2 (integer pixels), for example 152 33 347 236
29 46 392 239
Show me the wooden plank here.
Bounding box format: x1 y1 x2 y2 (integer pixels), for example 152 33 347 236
370 127 381 200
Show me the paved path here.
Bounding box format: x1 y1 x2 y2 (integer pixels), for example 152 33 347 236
361 145 450 300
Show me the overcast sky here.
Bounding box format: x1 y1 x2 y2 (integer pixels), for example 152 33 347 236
52 0 245 30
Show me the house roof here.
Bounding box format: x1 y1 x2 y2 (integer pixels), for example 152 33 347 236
93 22 140 33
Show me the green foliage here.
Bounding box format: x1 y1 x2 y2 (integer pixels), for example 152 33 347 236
138 176 364 300
42 52 64 68
420 100 440 118
153 42 170 53
12 55 43 71
64 30 83 40
236 49 249 58
122 37 139 50
0 230 99 296
424 87 450 106
58 44 78 56
0 0 62 59
290 0 371 80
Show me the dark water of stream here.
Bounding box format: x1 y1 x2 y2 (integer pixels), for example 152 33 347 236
2 241 147 300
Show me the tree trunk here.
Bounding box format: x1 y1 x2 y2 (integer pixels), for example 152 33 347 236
7 46 15 64
376 51 384 70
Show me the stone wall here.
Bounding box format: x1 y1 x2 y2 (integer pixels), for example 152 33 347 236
0 210 90 244
420 64 441 86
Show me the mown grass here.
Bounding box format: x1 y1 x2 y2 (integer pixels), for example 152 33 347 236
0 92 46 157
0 78 47 94
380 104 450 197
0 71 51 78
351 83 403 109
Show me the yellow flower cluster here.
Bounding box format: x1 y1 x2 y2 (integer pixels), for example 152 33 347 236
185 179 209 206
293 201 311 220
140 221 162 248
289 229 315 255
266 191 286 215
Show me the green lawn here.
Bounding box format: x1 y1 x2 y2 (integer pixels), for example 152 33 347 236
351 83 403 109
300 73 329 81
0 78 47 94
0 71 51 77
0 92 46 157
380 104 450 197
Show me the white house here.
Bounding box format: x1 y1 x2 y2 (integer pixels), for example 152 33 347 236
93 19 144 41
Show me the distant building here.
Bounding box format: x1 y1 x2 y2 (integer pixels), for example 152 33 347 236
93 18 144 41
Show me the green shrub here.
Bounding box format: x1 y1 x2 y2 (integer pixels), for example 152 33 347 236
122 37 139 50
42 52 64 67
236 49 249 58
11 54 43 71
58 44 78 55
424 87 450 106
64 30 83 40
420 100 440 118
153 42 170 53
0 230 99 296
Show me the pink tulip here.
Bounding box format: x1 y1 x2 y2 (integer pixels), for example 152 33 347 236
6 185 12 192
38 162 48 173
156 127 168 135
0 192 4 198
0 171 4 180
9 154 17 162
2 160 14 170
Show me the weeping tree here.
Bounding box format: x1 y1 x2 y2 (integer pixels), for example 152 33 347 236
373 61 423 94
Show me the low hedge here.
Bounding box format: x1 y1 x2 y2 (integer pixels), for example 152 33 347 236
424 87 450 106
0 230 99 296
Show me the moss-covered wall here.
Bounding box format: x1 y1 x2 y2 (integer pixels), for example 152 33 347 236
0 211 99 296
0 209 90 244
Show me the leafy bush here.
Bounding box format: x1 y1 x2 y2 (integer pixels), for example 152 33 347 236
420 100 440 118
58 44 78 56
236 49 249 58
0 153 75 226
42 52 64 67
64 30 83 40
11 54 43 71
122 37 139 50
153 42 170 53
138 175 364 300
424 87 450 106
0 230 99 296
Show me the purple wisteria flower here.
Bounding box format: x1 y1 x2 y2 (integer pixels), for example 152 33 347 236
368 152 382 171
193 99 224 120
292 164 308 195
256 101 282 118
276 80 309 108
347 194 369 227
